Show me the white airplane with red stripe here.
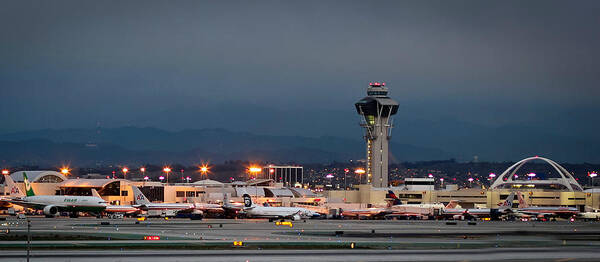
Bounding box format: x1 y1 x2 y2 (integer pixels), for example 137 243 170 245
132 186 195 212
515 191 578 219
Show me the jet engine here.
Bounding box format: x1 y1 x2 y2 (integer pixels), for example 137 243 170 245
292 214 301 221
43 205 58 216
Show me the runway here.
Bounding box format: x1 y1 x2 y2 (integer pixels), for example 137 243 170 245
2 248 600 262
1 216 600 261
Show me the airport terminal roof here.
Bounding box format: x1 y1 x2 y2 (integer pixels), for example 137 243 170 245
289 187 317 197
192 179 223 186
10 171 67 183
584 188 600 193
264 188 294 198
246 179 273 186
60 179 124 188
235 187 265 197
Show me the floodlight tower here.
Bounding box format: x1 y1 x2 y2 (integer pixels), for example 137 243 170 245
355 82 399 187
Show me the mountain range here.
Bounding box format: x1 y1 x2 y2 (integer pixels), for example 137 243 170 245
0 119 598 166
0 127 451 166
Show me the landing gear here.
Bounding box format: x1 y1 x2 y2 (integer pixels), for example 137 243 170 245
69 212 79 218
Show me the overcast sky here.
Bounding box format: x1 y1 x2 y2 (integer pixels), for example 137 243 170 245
1 0 599 139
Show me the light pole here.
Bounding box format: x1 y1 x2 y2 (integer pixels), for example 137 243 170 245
248 166 261 197
355 168 365 184
27 219 31 262
590 172 597 208
589 172 597 187
140 167 146 180
344 168 349 202
488 173 496 186
60 167 70 176
122 167 128 180
163 167 171 184
200 165 209 178
1 169 9 175
468 177 474 188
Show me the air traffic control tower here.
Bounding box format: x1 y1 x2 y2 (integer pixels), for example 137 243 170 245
355 82 399 187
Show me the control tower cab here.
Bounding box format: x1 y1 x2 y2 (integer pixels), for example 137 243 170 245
354 82 399 187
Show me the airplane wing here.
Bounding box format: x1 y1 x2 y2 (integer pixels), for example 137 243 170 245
6 199 68 210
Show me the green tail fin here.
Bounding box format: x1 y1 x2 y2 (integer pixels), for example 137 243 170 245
23 173 35 197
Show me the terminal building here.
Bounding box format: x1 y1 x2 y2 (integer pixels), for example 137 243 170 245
326 156 598 211
1 157 599 213
1 173 323 210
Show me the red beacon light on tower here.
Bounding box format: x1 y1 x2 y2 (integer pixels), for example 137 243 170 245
369 82 386 87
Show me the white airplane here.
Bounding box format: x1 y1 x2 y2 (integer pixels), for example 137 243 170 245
4 173 107 217
441 192 516 220
515 192 578 219
131 186 196 216
240 194 318 221
90 189 140 216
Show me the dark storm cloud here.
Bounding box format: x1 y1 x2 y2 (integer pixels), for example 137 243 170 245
1 0 599 137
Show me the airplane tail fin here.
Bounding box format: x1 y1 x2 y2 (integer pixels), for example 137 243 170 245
517 192 528 208
499 192 515 208
3 174 25 198
243 194 252 208
91 189 102 198
131 186 150 205
22 173 35 197
223 192 230 206
445 200 459 209
386 190 397 199
385 190 402 206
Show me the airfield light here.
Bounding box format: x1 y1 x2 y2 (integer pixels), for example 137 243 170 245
199 164 210 177
121 167 128 179
489 173 496 178
589 172 598 178
248 166 261 180
60 167 70 175
140 167 146 172
159 176 165 181
144 176 149 180
163 167 171 184
249 167 262 173
325 174 334 179
428 173 433 178
355 168 366 184
1 170 9 175
468 177 474 182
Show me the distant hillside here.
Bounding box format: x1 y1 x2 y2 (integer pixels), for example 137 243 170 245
0 127 452 166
